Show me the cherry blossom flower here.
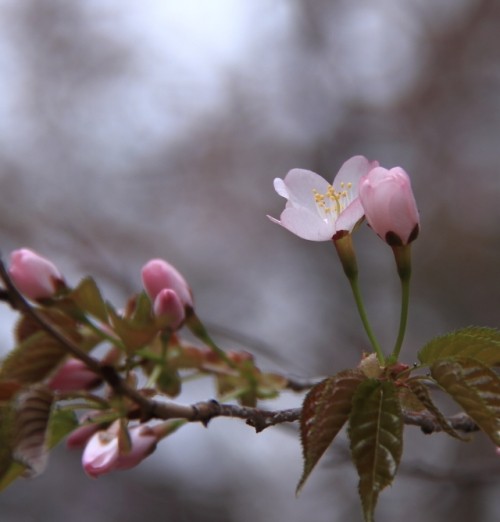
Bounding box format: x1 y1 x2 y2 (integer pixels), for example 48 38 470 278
82 422 158 478
268 156 378 241
141 259 193 308
8 248 64 300
359 166 420 245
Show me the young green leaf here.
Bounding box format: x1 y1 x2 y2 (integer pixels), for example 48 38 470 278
0 403 15 484
13 384 54 477
297 369 365 494
0 401 79 491
0 331 68 384
14 309 83 344
418 327 500 366
405 378 467 440
47 408 80 447
430 357 500 445
68 277 109 323
107 300 158 352
348 380 403 522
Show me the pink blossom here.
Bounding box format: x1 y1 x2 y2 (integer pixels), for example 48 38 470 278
141 259 193 308
359 166 420 245
48 358 101 392
82 423 158 478
153 288 185 328
268 156 378 241
9 248 63 300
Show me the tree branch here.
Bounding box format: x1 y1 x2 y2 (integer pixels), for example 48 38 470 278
403 410 479 434
0 255 482 436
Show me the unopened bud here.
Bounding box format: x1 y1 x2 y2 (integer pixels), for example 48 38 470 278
359 167 420 246
141 259 193 308
153 288 185 329
9 248 64 300
48 358 101 392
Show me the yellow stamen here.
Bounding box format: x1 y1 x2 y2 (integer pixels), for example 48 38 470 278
312 181 355 222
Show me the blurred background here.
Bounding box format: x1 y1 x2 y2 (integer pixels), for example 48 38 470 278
0 0 500 520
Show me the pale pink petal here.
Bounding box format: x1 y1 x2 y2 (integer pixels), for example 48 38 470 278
82 431 119 478
335 198 365 233
276 169 331 211
116 426 157 471
269 207 335 241
270 156 377 242
332 156 378 195
273 178 289 199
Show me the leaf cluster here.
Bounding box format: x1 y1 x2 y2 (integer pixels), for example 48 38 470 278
298 327 500 521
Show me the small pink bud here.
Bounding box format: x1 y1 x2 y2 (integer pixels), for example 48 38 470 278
359 167 420 245
153 288 185 328
116 426 158 471
9 248 63 300
82 422 158 478
48 358 101 392
141 258 193 308
82 429 120 478
67 419 102 449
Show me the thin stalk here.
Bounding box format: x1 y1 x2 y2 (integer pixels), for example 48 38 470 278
348 275 385 365
390 245 412 361
334 235 385 364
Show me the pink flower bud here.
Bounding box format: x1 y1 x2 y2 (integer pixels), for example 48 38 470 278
67 419 102 449
359 167 420 245
48 358 101 392
9 248 63 300
153 288 185 328
141 258 193 308
115 426 158 471
82 422 157 478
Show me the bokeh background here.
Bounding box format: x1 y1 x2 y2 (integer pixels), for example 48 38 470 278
0 0 500 521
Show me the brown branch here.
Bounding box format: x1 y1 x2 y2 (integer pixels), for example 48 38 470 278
403 410 479 434
284 375 322 392
0 255 482 436
0 256 172 421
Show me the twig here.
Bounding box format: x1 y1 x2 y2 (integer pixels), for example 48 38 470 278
403 410 479 434
284 375 322 392
0 256 173 421
0 256 483 436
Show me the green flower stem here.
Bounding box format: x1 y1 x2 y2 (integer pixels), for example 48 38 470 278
334 235 385 364
348 276 385 365
390 245 412 361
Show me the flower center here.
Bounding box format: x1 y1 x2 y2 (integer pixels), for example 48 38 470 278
312 182 353 221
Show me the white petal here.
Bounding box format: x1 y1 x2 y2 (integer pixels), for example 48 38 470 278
335 198 364 233
273 178 289 199
281 168 331 211
333 156 378 196
278 207 335 241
